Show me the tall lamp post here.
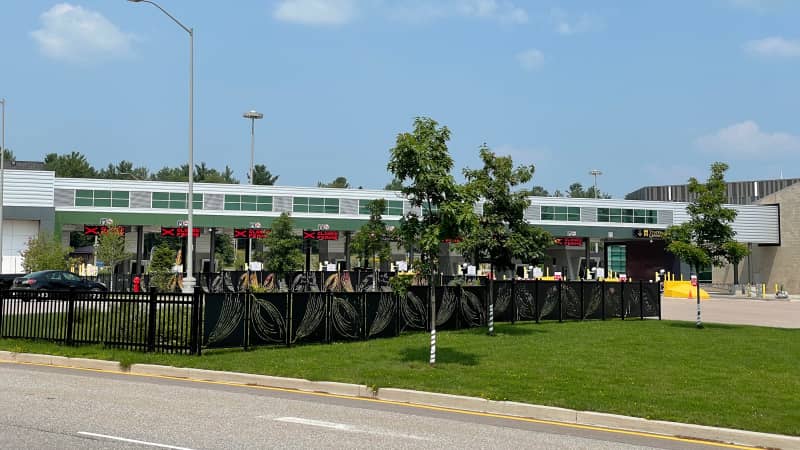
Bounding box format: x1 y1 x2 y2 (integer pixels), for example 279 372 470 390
589 169 602 199
129 0 196 293
243 110 263 185
0 98 5 274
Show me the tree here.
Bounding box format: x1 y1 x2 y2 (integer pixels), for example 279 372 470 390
384 178 403 190
457 145 552 333
98 160 149 180
565 182 610 199
44 151 97 178
525 185 549 196
252 164 279 185
148 244 176 291
21 232 74 272
95 225 131 290
151 165 189 182
387 117 473 365
318 176 350 189
261 213 303 276
2 148 15 163
664 162 749 327
350 199 393 288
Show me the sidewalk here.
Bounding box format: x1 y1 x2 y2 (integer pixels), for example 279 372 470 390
661 295 800 328
2 350 798 450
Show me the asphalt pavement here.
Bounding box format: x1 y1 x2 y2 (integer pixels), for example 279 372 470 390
0 362 758 450
660 295 799 328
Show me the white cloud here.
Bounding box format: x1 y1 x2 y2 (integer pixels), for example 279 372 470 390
516 48 544 71
273 0 358 25
694 121 800 158
387 0 528 24
550 8 604 35
743 37 800 58
30 3 133 63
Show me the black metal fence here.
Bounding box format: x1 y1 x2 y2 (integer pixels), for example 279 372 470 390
0 289 201 354
204 280 661 350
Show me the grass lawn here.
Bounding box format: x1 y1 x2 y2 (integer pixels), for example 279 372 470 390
1 319 798 436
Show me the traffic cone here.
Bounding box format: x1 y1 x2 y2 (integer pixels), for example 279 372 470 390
688 289 693 299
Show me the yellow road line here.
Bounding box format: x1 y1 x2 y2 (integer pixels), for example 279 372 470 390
0 359 760 450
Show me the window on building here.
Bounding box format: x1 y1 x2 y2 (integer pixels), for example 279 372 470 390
75 190 129 208
358 199 403 216
224 195 272 212
293 197 339 214
597 208 657 224
607 245 626 274
541 206 580 221
152 192 203 209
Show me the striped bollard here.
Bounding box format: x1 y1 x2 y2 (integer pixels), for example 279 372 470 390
488 302 494 336
429 328 436 365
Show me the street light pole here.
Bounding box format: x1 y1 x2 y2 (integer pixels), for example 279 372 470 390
589 169 602 199
243 110 263 185
0 98 5 274
129 0 195 293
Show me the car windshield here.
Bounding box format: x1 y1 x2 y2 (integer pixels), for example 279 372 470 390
63 273 81 282
24 271 49 279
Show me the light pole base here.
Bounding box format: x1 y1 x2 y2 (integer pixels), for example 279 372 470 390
182 276 196 293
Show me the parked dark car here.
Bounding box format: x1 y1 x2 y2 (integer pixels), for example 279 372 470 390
11 270 107 292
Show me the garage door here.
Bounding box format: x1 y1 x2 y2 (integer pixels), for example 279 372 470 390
2 220 40 273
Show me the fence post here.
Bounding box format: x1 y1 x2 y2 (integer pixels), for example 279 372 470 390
621 280 626 320
243 292 250 351
191 286 202 355
558 280 563 323
65 291 75 345
579 279 584 321
601 280 606 321
534 279 539 324
147 287 158 352
658 282 662 321
640 280 645 320
0 290 6 338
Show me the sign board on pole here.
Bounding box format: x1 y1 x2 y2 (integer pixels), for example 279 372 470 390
691 274 698 287
326 263 338 272
467 265 477 276
595 268 605 279
532 267 543 278
249 261 263 271
619 273 628 282
396 261 408 272
554 272 562 281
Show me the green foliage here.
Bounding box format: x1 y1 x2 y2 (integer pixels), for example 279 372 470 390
21 232 74 272
262 213 303 275
150 163 239 183
524 185 549 196
2 148 15 163
457 145 552 271
44 151 97 178
214 234 235 267
148 244 176 291
95 226 131 273
387 117 472 277
318 176 350 188
350 199 392 268
97 160 149 180
252 164 279 185
566 182 610 199
664 162 749 272
384 178 403 190
69 231 95 249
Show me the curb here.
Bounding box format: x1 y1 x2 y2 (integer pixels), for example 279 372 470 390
1 351 798 449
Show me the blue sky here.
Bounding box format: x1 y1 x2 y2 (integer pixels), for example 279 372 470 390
1 0 799 197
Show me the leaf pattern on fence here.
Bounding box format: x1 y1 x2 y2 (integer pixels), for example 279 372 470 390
563 285 582 319
539 285 560 320
250 295 286 343
331 296 360 339
437 288 457 326
460 289 484 327
584 288 602 319
324 273 353 292
400 290 427 330
369 294 395 337
515 287 536 320
292 294 326 342
495 284 512 315
207 293 245 345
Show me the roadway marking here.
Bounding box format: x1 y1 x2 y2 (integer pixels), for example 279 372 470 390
77 431 196 450
274 416 432 441
0 359 762 450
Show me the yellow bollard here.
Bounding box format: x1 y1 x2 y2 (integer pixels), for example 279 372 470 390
762 283 766 298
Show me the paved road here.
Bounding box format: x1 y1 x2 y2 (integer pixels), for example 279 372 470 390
0 362 751 450
661 296 799 328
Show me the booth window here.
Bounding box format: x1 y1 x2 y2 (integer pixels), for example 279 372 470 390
293 197 339 214
152 192 203 209
75 190 129 208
